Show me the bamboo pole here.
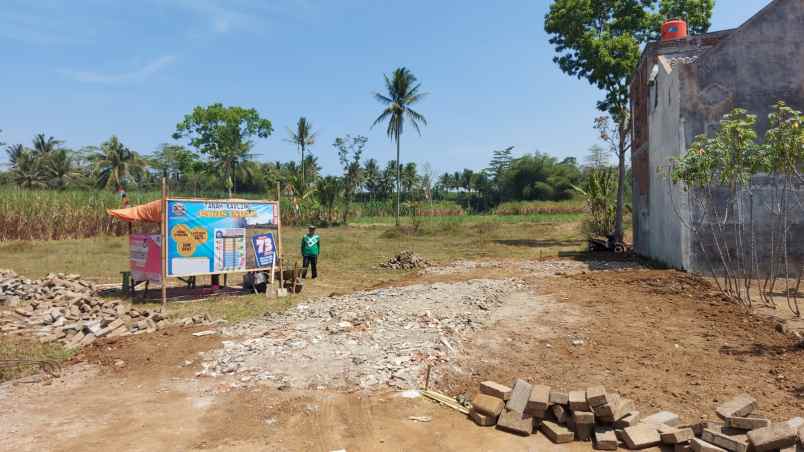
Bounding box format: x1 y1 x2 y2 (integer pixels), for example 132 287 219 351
161 177 168 311
276 182 284 293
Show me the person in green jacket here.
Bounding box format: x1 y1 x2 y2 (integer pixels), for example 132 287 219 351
301 225 320 279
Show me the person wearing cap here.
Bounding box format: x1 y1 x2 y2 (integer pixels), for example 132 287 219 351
301 225 320 279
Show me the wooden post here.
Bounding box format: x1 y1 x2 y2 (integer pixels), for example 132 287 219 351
276 181 284 293
160 177 168 311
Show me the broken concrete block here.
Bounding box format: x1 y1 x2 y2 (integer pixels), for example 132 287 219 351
570 390 591 412
661 427 696 445
691 438 727 452
725 415 770 431
472 393 504 417
506 379 532 414
612 398 634 421
526 384 550 417
586 386 608 408
701 426 749 452
594 393 621 423
469 408 497 427
622 424 661 449
594 426 619 450
642 411 682 427
496 408 533 436
614 411 641 429
541 420 574 444
551 404 567 424
747 422 797 452
788 417 804 430
479 381 511 401
716 394 757 420
549 390 569 405
572 411 595 441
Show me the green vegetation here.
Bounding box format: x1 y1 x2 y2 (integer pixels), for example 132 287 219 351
544 0 714 241
0 337 75 382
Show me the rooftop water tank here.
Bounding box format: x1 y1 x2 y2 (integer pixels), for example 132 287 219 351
661 19 688 41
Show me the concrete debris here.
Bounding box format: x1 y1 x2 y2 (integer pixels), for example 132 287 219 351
716 394 757 420
496 408 533 436
479 381 512 401
379 250 430 270
198 279 524 389
0 269 209 348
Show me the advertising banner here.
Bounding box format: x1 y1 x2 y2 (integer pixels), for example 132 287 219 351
129 234 162 283
165 199 279 277
251 233 277 268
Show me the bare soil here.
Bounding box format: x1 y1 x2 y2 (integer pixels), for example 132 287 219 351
1 260 802 452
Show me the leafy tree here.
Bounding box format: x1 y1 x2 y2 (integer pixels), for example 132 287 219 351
362 158 382 201
316 176 342 224
401 162 418 197
91 135 147 190
333 134 367 223
285 117 317 189
544 0 714 241
173 103 273 196
371 67 428 225
488 146 515 181
150 144 199 184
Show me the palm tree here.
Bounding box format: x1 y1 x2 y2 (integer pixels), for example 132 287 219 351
11 150 46 188
5 144 26 168
371 67 428 225
285 117 317 189
31 134 63 157
91 135 147 190
44 148 77 189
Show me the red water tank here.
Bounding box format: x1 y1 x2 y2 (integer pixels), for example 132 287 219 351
661 19 688 41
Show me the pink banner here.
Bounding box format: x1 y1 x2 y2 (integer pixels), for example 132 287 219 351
130 234 162 283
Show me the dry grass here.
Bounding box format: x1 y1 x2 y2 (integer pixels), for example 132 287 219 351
0 337 75 382
494 200 585 215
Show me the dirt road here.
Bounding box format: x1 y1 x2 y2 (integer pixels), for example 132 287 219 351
1 260 802 451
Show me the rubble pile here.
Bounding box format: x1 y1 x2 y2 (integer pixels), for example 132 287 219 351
467 379 804 451
198 279 524 389
0 269 173 348
380 250 431 270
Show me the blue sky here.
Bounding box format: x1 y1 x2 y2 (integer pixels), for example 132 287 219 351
1 0 772 176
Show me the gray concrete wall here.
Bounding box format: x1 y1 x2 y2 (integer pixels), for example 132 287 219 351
637 57 690 269
635 0 804 274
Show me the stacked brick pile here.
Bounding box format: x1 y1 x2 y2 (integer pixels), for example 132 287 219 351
0 270 171 348
468 379 804 451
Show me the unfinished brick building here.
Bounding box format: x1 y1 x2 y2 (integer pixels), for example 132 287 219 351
629 0 804 272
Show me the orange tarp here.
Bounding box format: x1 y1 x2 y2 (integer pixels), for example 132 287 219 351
107 199 162 224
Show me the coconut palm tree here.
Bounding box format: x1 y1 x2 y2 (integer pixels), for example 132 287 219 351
91 135 147 190
11 150 46 188
285 117 317 190
371 67 428 226
44 148 78 189
31 134 63 157
5 144 26 168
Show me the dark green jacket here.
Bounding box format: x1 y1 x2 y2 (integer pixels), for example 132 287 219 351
301 234 320 256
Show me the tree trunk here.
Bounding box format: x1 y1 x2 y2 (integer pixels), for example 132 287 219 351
614 122 627 243
395 138 401 227
301 144 305 190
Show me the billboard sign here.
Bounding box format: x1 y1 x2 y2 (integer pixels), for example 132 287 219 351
165 199 279 277
129 234 162 283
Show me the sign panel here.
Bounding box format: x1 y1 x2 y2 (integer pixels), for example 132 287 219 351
129 234 162 283
251 233 277 268
166 199 279 277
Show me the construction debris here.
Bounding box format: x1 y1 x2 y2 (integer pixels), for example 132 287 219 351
463 378 804 451
197 279 524 389
379 250 430 270
0 269 209 348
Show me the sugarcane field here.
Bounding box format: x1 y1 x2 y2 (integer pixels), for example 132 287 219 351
1 1 803 451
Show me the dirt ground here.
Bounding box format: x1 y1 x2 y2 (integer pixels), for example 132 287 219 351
1 259 802 452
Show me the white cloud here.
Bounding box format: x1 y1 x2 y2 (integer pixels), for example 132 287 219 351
60 55 176 84
171 0 318 34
